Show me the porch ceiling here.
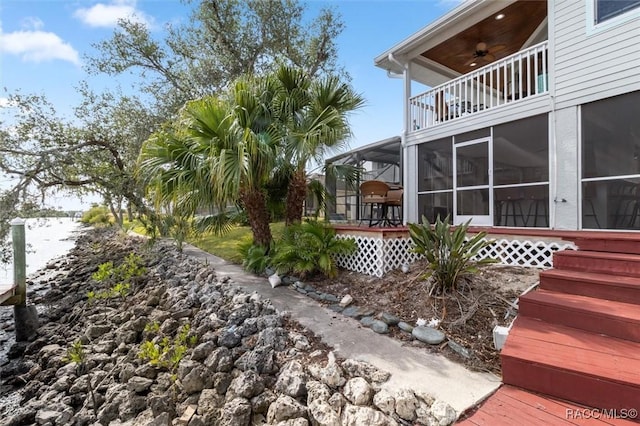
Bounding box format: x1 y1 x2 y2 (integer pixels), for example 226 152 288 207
421 1 547 75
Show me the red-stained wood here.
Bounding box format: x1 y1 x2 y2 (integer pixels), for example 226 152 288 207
572 238 640 255
518 290 640 342
553 250 640 278
539 269 640 305
458 386 638 425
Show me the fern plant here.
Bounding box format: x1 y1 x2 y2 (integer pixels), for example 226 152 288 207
272 220 356 278
409 215 496 294
239 241 273 274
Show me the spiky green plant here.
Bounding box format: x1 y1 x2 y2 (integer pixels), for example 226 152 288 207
271 220 356 278
409 215 496 294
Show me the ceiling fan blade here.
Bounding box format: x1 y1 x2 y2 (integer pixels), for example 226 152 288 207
464 56 478 66
484 53 496 62
488 44 507 54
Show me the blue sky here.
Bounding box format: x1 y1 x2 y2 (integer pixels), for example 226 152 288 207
0 0 459 208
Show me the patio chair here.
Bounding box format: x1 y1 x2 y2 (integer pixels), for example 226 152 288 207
385 188 403 226
360 180 390 227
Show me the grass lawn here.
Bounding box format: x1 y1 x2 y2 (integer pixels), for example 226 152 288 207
188 222 285 264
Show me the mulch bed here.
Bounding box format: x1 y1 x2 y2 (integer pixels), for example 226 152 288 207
304 261 539 375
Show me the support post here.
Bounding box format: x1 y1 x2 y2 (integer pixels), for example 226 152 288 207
11 218 26 306
10 218 39 341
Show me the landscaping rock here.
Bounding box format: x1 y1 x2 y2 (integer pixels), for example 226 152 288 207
394 389 419 421
267 395 307 423
397 321 414 333
343 377 374 406
379 312 401 325
412 326 446 344
370 320 389 334
448 340 472 359
340 294 354 307
275 360 308 398
430 400 457 425
360 316 375 327
341 404 399 426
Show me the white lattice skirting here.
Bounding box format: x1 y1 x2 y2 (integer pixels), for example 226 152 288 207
335 235 577 278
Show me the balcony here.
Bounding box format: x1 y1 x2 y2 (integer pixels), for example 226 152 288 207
410 41 549 132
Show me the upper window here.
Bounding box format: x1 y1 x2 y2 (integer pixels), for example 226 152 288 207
596 0 640 23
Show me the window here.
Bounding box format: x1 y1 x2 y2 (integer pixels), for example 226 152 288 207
596 0 640 23
581 90 640 230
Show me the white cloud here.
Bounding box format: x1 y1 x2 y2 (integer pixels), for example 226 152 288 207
20 17 44 31
73 0 153 28
0 30 81 66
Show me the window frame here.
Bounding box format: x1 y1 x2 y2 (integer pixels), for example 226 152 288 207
586 0 640 35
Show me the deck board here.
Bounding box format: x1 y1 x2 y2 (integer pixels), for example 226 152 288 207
458 386 639 425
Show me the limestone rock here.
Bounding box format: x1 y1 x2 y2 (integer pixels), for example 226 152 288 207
308 352 345 388
307 400 341 426
219 397 252 426
340 404 398 426
339 295 353 307
430 400 457 425
275 360 308 398
127 376 153 393
306 380 332 405
373 389 395 416
226 370 265 400
394 389 418 421
204 347 233 372
343 377 373 406
341 359 390 384
267 395 307 424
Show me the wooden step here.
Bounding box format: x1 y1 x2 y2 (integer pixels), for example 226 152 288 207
540 269 640 305
553 250 640 278
573 236 640 255
457 385 640 425
519 289 640 342
501 317 640 411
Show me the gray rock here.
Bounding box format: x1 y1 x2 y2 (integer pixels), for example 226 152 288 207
307 292 323 301
219 397 252 426
360 316 375 327
204 347 233 373
379 312 401 325
370 320 389 334
197 389 224 420
234 346 277 374
267 395 307 424
181 365 210 394
227 370 265 399
447 340 472 359
218 328 242 348
397 321 414 333
35 410 60 425
119 394 147 420
412 326 446 344
251 390 277 415
275 419 309 426
430 400 457 425
394 389 418 421
275 360 308 398
340 404 398 426
327 304 344 313
191 341 216 362
328 392 346 412
321 293 339 303
127 376 153 393
85 324 111 339
135 363 157 379
343 377 374 406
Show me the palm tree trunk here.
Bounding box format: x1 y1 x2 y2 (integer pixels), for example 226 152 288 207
285 169 308 225
240 188 273 248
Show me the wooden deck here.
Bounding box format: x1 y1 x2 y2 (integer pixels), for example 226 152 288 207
458 385 639 425
0 283 17 305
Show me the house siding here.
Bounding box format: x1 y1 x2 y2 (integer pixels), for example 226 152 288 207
552 0 640 110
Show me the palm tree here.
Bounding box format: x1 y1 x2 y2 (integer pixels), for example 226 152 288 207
139 77 280 248
272 67 365 225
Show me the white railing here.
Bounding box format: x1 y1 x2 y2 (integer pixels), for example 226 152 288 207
410 41 549 131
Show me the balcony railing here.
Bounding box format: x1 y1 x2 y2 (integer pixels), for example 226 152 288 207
409 41 548 131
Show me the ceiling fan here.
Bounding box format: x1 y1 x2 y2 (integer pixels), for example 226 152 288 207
462 42 506 66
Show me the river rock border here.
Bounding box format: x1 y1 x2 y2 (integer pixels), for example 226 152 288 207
0 229 456 426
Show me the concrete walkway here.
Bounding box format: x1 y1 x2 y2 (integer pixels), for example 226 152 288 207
182 243 501 414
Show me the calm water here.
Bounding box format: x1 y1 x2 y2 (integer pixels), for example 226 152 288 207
0 217 82 282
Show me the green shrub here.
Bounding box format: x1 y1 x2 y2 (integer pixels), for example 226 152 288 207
80 205 112 226
239 241 272 274
271 220 356 278
409 215 496 294
138 323 197 371
88 253 145 300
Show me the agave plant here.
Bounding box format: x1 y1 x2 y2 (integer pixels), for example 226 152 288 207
409 215 496 294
